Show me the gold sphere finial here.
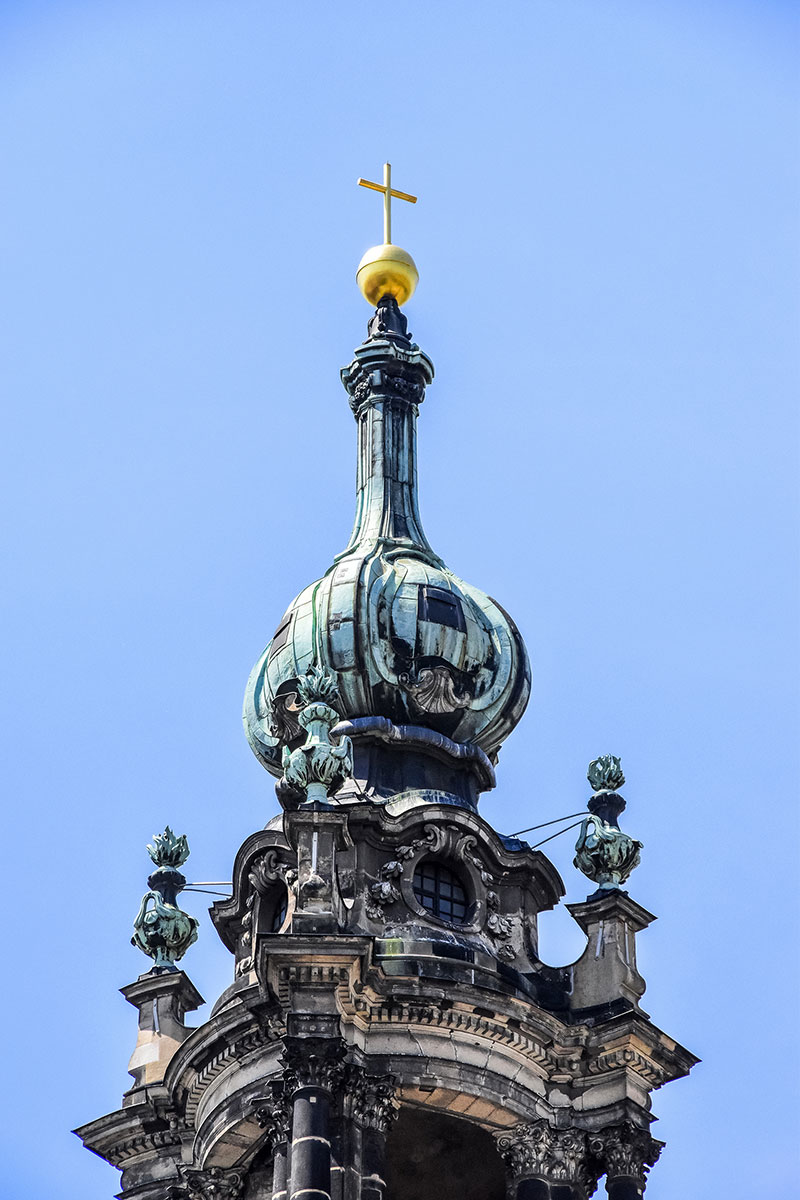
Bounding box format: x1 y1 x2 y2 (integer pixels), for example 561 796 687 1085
356 244 418 306
356 162 419 306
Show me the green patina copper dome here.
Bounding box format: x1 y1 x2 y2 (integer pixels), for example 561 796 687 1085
244 297 530 804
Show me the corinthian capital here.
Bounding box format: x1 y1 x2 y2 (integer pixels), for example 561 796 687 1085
589 1123 664 1185
252 1078 291 1145
344 1064 399 1134
281 1036 347 1092
495 1121 599 1195
167 1165 245 1200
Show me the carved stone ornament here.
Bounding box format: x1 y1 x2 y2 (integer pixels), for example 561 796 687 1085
349 365 424 415
486 890 516 961
281 1036 348 1092
588 1123 664 1185
168 1165 245 1200
131 827 199 972
279 665 353 807
343 1064 399 1134
235 849 294 975
366 859 405 920
252 1079 291 1146
495 1121 599 1194
401 665 469 715
573 816 642 890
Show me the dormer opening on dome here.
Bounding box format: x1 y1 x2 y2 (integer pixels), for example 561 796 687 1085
419 586 466 632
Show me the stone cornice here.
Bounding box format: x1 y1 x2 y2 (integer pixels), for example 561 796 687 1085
73 1100 188 1169
162 992 284 1122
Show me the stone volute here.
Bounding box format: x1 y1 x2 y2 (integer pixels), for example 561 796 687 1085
243 295 530 810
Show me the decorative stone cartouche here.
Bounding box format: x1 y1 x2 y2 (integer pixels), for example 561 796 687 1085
131 827 199 972
573 756 642 891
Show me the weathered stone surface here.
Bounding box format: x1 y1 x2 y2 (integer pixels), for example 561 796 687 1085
121 971 204 1093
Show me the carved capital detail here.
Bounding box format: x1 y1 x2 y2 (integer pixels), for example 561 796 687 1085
589 1123 664 1185
343 1064 399 1133
252 1078 292 1146
167 1165 245 1200
495 1122 599 1195
281 1036 348 1092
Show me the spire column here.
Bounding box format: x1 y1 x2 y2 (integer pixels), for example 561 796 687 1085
339 298 436 560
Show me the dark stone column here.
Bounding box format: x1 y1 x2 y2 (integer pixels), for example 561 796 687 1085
281 1038 347 1200
495 1122 599 1200
590 1124 663 1199
253 1082 292 1200
272 1144 289 1200
290 1086 333 1200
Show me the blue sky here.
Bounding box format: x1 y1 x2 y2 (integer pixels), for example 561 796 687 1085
1 2 798 1196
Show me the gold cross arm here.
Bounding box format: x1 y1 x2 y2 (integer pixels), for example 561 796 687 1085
357 162 417 245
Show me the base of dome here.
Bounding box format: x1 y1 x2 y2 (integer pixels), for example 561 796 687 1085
330 715 496 811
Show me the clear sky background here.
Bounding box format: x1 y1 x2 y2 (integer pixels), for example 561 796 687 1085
1 2 797 1196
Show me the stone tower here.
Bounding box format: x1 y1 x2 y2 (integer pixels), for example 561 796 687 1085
75 173 696 1200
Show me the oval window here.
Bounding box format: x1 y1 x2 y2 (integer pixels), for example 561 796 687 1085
412 860 468 924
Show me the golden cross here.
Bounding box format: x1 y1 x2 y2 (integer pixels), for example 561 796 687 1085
357 162 417 245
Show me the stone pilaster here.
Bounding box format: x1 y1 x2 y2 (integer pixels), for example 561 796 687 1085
120 971 204 1096
495 1121 600 1200
566 892 655 1014
283 808 352 934
589 1124 663 1199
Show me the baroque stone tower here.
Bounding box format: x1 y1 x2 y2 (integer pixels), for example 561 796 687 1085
76 166 696 1200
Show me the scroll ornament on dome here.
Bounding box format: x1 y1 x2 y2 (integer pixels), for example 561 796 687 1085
278 665 353 808
131 827 199 972
574 756 642 891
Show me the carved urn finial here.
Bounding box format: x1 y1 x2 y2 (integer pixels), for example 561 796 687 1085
277 664 353 809
131 827 199 973
574 756 642 893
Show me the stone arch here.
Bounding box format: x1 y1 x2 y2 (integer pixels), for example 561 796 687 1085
384 1105 505 1200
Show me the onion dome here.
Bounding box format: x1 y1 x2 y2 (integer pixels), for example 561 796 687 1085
244 293 530 809
245 175 530 809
